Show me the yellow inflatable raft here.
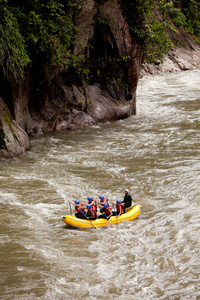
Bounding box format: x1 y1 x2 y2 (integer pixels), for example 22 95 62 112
62 204 141 229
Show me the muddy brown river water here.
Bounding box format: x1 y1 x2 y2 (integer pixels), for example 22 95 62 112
0 70 200 299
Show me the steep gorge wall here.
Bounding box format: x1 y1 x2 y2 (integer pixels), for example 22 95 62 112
1 0 200 161
15 0 142 135
0 97 30 160
0 0 142 160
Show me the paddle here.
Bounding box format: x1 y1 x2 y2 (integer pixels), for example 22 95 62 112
68 201 72 215
99 206 112 225
79 209 97 229
112 203 119 222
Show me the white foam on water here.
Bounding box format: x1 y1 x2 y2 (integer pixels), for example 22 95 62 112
1 70 200 299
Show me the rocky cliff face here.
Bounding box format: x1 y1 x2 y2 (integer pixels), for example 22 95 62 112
1 0 200 161
1 0 142 160
14 0 142 136
0 98 30 160
141 27 200 76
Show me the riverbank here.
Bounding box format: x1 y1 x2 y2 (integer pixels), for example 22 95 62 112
141 47 200 76
141 27 200 76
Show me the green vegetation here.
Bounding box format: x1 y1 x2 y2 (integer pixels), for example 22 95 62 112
0 0 200 86
3 108 12 131
2 108 18 141
0 4 30 82
118 0 172 62
0 0 83 83
118 0 200 63
173 0 200 37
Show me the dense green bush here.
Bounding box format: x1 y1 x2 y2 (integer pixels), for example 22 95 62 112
118 0 175 62
0 0 83 83
119 0 200 63
0 4 30 82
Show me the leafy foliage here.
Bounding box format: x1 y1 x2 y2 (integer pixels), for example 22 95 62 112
0 0 83 83
0 3 30 82
21 1 78 79
180 0 200 37
118 0 200 63
118 0 174 63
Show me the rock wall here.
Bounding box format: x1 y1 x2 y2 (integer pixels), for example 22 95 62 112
14 0 141 136
0 97 30 161
141 27 200 76
1 0 142 160
141 47 200 76
1 1 200 161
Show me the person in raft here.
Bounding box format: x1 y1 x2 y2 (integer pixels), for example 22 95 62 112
98 203 112 219
99 196 110 208
112 200 124 216
122 189 132 209
86 204 97 220
98 196 109 213
87 197 97 214
99 195 105 206
69 200 86 219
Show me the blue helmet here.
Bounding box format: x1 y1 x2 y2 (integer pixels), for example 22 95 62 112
75 200 80 204
87 197 93 202
99 196 104 200
87 204 92 209
103 203 108 207
116 200 121 204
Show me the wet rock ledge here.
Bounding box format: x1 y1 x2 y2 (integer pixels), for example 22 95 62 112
141 28 200 76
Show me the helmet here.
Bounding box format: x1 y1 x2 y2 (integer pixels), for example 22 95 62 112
87 197 93 202
87 204 92 209
116 200 121 203
103 203 108 207
125 189 129 193
75 200 80 204
99 196 104 200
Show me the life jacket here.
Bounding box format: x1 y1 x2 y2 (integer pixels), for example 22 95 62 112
92 200 97 213
104 206 112 216
75 204 85 214
105 199 110 206
101 199 109 207
100 199 104 205
87 206 97 218
116 203 124 213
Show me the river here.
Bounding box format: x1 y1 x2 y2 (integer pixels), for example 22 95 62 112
0 70 200 299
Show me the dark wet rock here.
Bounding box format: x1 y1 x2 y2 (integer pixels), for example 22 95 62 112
85 85 133 121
